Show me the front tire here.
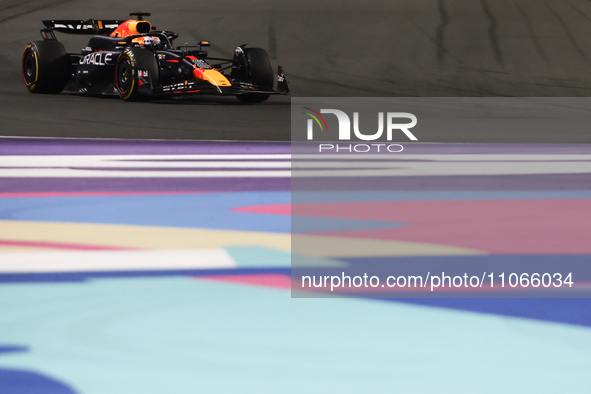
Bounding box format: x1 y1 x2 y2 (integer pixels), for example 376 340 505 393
22 41 70 94
116 48 158 102
236 48 273 104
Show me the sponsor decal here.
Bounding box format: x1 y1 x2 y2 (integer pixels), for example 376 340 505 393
54 23 94 30
79 52 116 66
161 81 196 92
41 31 54 40
188 58 212 69
54 23 118 30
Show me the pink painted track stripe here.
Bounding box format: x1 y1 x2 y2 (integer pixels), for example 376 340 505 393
0 191 219 199
0 240 139 251
195 274 292 289
232 204 291 215
274 199 591 254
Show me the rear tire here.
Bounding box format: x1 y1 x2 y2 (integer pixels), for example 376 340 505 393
22 41 70 94
116 48 158 102
236 48 273 104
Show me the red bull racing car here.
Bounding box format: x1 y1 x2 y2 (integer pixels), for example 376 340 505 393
22 12 289 103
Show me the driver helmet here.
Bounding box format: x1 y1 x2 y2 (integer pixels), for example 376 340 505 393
132 36 161 47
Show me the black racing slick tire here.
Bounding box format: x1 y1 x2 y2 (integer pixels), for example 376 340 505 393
115 48 158 102
236 48 273 104
22 41 70 94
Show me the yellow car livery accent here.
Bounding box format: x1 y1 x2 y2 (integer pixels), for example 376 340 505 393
193 69 232 87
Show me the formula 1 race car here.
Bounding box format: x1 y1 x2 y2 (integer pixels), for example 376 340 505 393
22 12 289 103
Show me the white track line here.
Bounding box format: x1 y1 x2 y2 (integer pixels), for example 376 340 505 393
0 249 235 273
2 154 591 177
0 169 292 178
2 162 591 177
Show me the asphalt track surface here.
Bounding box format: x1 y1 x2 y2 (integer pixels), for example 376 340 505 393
3 0 591 141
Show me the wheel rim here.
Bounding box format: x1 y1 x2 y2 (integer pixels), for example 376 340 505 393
22 49 36 87
117 58 132 94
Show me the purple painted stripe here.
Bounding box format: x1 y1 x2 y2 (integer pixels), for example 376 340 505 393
3 138 591 156
402 144 591 154
0 191 215 198
3 174 587 193
291 143 591 154
0 178 291 193
292 174 591 191
3 139 590 193
0 138 291 155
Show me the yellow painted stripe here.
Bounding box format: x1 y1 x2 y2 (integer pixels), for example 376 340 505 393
0 221 290 251
293 234 487 257
0 221 486 257
0 246 58 253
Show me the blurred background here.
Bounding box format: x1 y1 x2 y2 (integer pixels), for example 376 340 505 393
4 0 591 97
1 1 591 393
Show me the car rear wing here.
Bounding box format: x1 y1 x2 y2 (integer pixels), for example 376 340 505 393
41 19 125 38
